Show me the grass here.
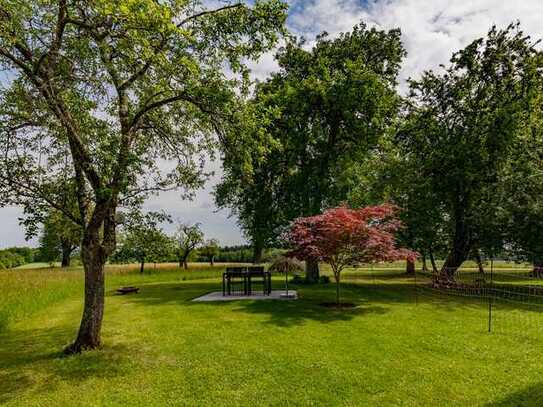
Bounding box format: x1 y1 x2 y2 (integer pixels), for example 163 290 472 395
1 262 543 406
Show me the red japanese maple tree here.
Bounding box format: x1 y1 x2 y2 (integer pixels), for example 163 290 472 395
287 204 417 305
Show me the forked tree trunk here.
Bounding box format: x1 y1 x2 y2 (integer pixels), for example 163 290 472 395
406 258 416 275
305 259 320 283
64 236 106 354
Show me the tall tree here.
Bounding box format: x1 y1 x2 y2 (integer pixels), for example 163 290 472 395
199 238 219 266
173 222 204 269
399 23 543 281
115 211 172 273
0 0 287 353
218 22 406 280
501 114 543 274
215 120 284 263
341 135 447 275
38 209 82 267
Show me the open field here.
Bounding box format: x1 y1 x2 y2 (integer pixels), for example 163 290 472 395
1 263 543 406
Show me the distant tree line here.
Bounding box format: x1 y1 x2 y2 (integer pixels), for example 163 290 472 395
0 247 36 269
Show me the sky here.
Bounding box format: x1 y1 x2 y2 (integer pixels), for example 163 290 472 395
1 0 543 248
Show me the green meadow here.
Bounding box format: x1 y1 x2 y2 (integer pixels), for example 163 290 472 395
1 263 542 406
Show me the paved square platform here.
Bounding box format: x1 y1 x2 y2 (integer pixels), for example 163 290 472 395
192 290 298 302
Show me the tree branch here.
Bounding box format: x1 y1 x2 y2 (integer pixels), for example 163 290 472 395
177 3 243 27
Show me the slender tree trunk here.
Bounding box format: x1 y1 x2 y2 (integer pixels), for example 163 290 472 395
305 259 320 283
210 256 214 267
183 258 188 270
429 251 438 273
474 249 485 274
64 234 106 354
421 253 428 272
140 259 145 274
334 270 340 305
61 245 72 268
406 258 416 275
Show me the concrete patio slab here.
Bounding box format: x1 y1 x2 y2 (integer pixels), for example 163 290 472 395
192 290 298 302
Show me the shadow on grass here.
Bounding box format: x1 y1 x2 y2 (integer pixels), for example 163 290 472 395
0 324 131 404
233 299 389 327
119 278 497 328
486 382 543 406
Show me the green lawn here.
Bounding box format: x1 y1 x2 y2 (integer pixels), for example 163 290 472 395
1 263 542 406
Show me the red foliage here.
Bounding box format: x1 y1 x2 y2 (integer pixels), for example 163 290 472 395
287 204 417 273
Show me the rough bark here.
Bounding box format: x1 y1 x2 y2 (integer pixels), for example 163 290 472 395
305 259 320 283
405 258 416 275
64 234 106 354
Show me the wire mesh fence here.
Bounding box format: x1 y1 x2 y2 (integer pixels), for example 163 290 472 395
414 261 543 336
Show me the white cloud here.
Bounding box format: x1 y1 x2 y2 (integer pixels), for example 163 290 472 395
2 0 543 248
281 0 543 91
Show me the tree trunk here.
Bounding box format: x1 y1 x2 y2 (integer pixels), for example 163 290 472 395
406 258 416 275
210 256 214 267
421 254 428 272
140 259 145 274
305 259 320 283
429 251 438 273
183 258 188 270
439 204 471 281
474 249 485 274
334 271 340 305
252 240 263 264
441 243 471 280
61 245 72 268
64 236 106 354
